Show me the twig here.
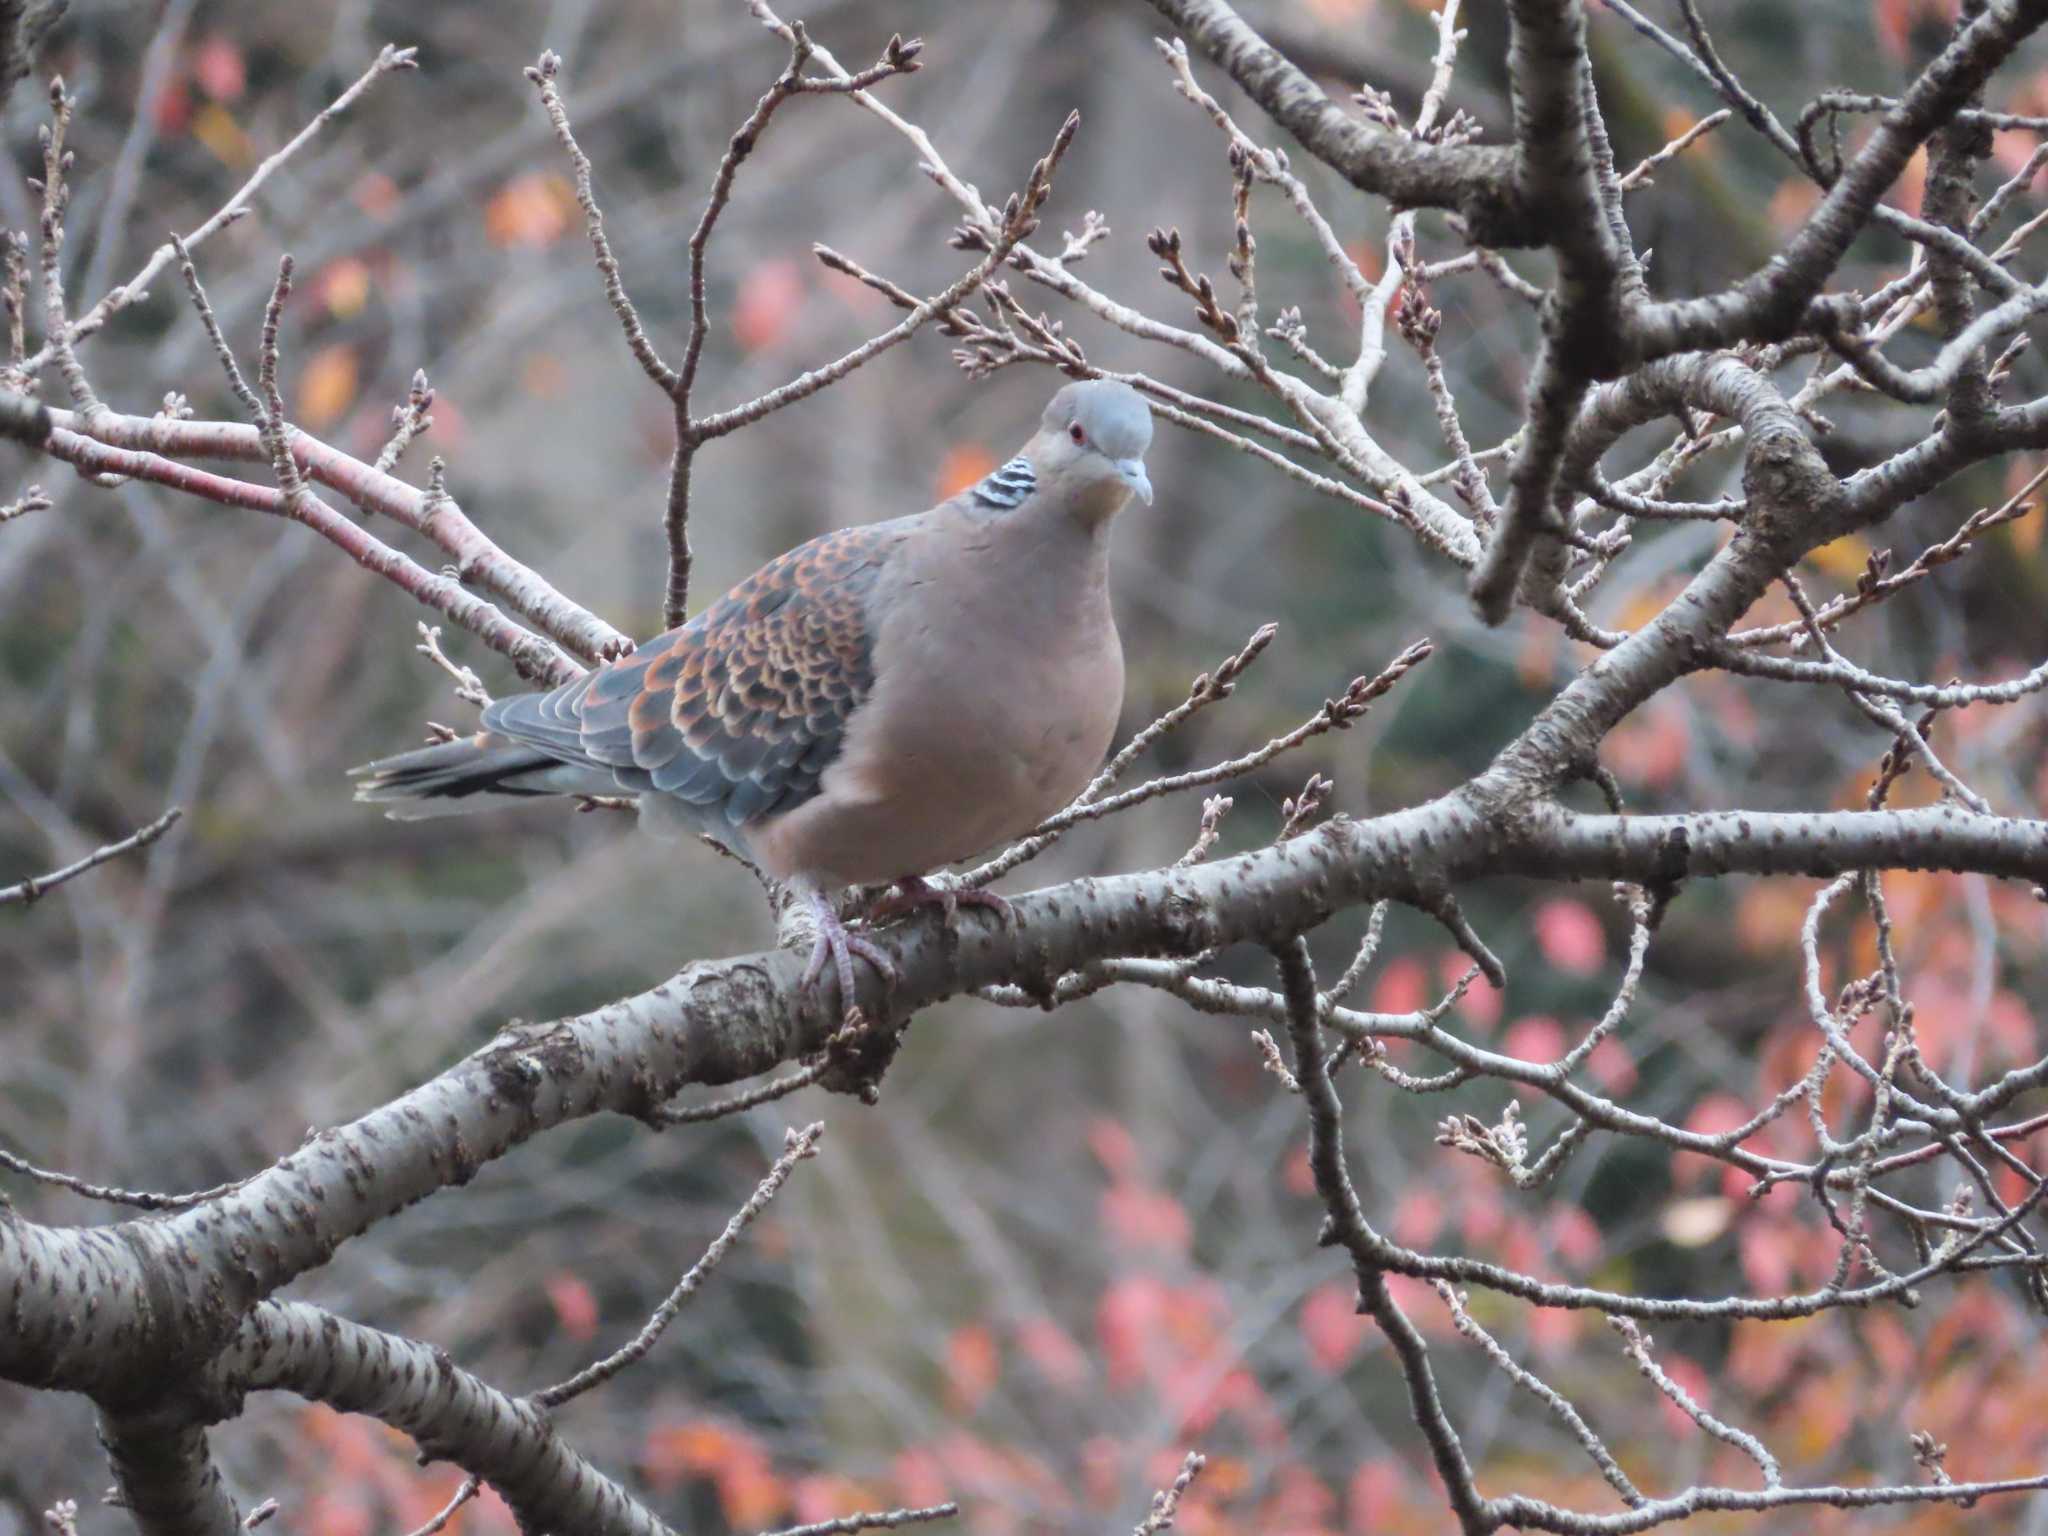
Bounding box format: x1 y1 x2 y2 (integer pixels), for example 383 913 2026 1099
1034 639 1432 834
33 78 100 417
762 1505 959 1536
0 806 181 907
373 369 435 476
0 1140 253 1211
525 52 679 394
416 623 492 709
1134 1451 1206 1536
962 621 1282 885
532 1122 822 1408
1436 1281 1645 1507
1618 108 1733 190
253 255 304 498
31 46 418 373
652 1061 826 1125
656 22 925 629
0 482 50 522
399 1477 477 1536
1609 1316 1782 1488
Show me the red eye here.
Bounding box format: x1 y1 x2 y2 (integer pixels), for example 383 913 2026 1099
1069 422 1086 445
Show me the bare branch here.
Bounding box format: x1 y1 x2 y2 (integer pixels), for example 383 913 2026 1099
533 1122 823 1409
525 51 679 394
0 806 180 907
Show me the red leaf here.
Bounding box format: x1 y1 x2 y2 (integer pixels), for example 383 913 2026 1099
1654 1353 1715 1439
1548 1204 1602 1268
544 1272 598 1341
1283 1142 1315 1197
1301 1280 1365 1374
1099 1182 1192 1254
1586 1034 1637 1094
892 1446 950 1508
1449 955 1503 1029
1096 1274 1164 1389
1392 1189 1443 1248
1502 1015 1566 1065
1348 1459 1407 1534
732 259 805 353
193 36 246 102
1016 1315 1090 1392
1371 954 1427 1014
1737 1218 1794 1295
1087 1117 1137 1179
1534 898 1606 975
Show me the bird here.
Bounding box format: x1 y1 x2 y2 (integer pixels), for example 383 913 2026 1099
351 377 1154 1011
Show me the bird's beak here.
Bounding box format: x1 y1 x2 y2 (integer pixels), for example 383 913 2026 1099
1117 458 1153 506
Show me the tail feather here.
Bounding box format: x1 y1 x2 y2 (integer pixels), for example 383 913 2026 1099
350 736 613 819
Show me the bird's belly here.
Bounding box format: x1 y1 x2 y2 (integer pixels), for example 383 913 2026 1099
749 644 1122 887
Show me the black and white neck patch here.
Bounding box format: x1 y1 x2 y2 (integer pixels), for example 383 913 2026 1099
969 456 1036 511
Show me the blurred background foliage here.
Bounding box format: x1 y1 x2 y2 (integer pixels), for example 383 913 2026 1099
4 0 2048 1531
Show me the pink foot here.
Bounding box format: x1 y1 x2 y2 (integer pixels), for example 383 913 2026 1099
799 885 898 1015
866 875 1014 928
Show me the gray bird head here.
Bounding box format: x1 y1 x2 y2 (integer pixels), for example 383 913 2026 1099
1031 378 1154 522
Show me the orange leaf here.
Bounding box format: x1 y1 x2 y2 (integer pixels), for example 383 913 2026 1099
1768 175 1823 234
1807 532 1872 582
1605 697 1690 791
946 1323 1001 1413
644 1418 741 1491
192 102 253 169
732 259 805 353
935 442 995 501
716 1453 788 1531
485 173 574 248
296 343 359 431
318 258 372 319
354 171 401 221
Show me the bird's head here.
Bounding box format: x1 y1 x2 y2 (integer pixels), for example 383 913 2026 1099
1031 378 1154 524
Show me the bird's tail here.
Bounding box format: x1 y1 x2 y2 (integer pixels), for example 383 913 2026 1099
349 735 611 819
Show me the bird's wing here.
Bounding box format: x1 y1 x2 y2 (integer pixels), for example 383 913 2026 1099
483 518 911 828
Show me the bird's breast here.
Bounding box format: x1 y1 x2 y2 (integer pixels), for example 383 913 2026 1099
749 539 1123 887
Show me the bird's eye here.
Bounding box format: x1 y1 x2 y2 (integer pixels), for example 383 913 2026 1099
1068 422 1086 445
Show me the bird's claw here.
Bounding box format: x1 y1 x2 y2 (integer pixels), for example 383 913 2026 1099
800 886 898 1022
866 874 1014 928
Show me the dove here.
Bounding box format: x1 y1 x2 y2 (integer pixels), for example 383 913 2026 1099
352 378 1153 1010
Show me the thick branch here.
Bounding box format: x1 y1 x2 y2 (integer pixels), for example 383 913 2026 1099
1140 0 1528 243
7 789 2048 1394
215 1302 669 1535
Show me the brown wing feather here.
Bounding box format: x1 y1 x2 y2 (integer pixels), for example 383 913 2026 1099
482 518 909 829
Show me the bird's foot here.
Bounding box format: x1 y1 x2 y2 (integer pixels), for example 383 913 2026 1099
799 884 899 1020
865 875 1014 928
